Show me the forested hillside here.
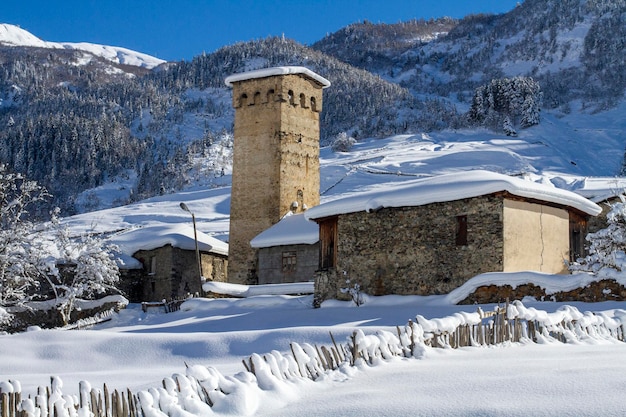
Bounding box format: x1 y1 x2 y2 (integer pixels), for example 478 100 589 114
313 0 626 110
0 0 624 214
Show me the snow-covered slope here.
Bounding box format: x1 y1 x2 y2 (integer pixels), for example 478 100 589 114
0 23 164 69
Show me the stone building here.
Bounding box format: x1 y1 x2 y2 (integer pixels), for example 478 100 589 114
304 170 601 304
224 67 330 284
250 213 319 284
113 224 228 302
132 245 228 302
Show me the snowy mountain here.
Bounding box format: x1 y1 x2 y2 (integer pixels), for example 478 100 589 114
0 24 164 69
0 0 624 215
313 0 626 109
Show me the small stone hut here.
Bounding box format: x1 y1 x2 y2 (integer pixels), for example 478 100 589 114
113 224 228 302
304 170 601 304
250 213 319 284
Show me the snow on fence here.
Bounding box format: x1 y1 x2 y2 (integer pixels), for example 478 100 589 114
2 300 625 417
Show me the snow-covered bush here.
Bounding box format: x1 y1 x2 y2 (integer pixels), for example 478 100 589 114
570 198 626 278
48 213 121 325
1 166 121 328
0 306 11 327
0 164 51 308
340 276 364 306
331 132 357 152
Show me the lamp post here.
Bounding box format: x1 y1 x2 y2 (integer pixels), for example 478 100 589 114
179 202 203 281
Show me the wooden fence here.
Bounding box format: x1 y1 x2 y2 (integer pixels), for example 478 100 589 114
0 380 141 417
241 303 624 380
140 297 188 314
2 301 625 417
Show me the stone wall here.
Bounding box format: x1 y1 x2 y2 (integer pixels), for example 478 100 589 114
133 245 227 302
587 199 614 233
257 243 319 284
118 268 143 301
202 253 228 284
3 298 126 333
459 279 626 304
317 195 505 301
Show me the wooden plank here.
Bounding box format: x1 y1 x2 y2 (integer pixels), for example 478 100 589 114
315 345 329 370
329 332 345 363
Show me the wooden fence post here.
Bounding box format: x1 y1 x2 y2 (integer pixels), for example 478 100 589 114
1 392 8 417
315 345 329 370
329 332 345 363
289 344 305 378
350 331 359 366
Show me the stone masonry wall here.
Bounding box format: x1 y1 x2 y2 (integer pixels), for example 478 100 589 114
133 246 225 302
170 248 208 298
257 243 319 284
459 280 626 304
228 72 324 284
134 246 174 301
318 195 505 301
202 253 228 284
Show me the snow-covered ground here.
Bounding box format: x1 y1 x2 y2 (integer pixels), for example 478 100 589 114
1 292 626 416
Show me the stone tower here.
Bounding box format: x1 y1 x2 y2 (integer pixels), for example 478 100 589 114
225 66 330 284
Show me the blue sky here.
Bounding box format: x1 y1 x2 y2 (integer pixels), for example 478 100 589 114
3 1 520 61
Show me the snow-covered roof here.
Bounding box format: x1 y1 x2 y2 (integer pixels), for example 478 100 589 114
110 224 229 258
305 170 602 220
224 66 331 88
250 213 319 248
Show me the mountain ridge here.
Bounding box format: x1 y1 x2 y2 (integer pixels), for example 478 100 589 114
0 0 624 215
0 23 165 69
312 0 626 109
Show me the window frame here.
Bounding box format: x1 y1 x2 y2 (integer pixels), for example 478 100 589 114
282 251 297 273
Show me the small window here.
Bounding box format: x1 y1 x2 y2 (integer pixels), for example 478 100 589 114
300 93 308 108
148 256 157 275
253 91 261 105
288 90 295 105
456 215 468 246
238 93 248 107
310 97 317 112
282 251 297 272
